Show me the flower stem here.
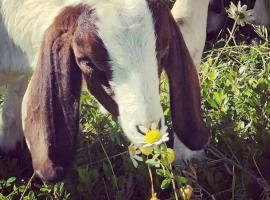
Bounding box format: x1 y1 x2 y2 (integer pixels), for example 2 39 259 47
148 166 155 196
169 164 179 200
212 16 239 67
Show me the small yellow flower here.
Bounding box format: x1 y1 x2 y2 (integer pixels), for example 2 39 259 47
144 130 161 144
167 148 175 164
128 144 143 168
140 147 153 155
137 123 169 148
128 145 137 157
180 185 193 200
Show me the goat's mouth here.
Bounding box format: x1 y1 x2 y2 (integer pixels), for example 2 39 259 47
120 117 168 146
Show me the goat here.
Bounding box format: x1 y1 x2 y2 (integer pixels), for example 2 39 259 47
0 0 209 182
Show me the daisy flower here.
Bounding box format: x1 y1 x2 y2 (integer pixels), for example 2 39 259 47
137 122 169 148
227 1 254 26
128 144 143 168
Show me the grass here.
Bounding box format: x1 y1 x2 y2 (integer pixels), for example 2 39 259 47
1 5 270 200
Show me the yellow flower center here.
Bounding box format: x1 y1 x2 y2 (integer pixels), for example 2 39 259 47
128 146 136 157
167 148 175 164
140 147 153 155
144 130 161 144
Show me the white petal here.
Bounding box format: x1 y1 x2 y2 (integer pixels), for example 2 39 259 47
237 1 242 10
160 125 168 134
153 141 163 146
231 2 237 11
239 20 245 26
241 5 247 12
162 133 169 138
143 143 155 148
134 155 143 161
131 158 138 168
162 136 170 142
135 150 141 155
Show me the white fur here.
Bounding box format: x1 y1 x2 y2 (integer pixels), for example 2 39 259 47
171 0 210 69
93 0 164 145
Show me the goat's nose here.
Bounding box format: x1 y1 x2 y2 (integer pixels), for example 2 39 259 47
35 163 65 183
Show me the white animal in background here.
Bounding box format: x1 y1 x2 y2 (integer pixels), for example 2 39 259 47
253 0 270 27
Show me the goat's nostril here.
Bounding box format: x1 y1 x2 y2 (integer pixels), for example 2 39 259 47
158 119 162 130
136 125 146 135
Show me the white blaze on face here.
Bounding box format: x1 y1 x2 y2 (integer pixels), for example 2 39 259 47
93 0 164 144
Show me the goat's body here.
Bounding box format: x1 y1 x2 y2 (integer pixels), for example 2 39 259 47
253 0 270 27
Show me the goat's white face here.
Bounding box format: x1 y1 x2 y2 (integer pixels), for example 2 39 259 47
94 1 165 144
110 63 164 145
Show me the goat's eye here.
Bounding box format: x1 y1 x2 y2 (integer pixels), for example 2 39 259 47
77 57 91 66
81 60 92 67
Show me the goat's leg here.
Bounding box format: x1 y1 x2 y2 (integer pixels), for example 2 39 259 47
0 75 29 153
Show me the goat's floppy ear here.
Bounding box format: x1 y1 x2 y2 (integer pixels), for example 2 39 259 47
23 25 82 181
163 19 210 151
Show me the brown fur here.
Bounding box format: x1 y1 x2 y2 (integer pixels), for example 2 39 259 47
24 5 85 182
149 0 209 150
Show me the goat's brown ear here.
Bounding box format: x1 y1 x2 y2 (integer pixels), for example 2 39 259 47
23 25 82 182
163 18 210 151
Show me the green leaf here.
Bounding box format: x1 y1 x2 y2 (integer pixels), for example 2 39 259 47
161 178 171 189
6 177 16 187
208 99 219 110
176 176 189 185
156 169 171 178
